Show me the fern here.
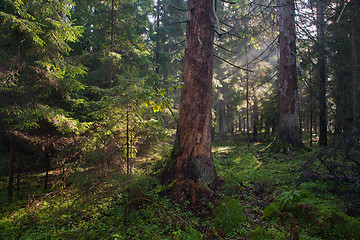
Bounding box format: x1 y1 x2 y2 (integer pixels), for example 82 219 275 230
263 189 360 239
213 198 245 232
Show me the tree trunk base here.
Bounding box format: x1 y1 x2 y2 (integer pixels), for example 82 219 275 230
168 179 213 205
261 135 309 154
163 177 224 212
159 147 224 206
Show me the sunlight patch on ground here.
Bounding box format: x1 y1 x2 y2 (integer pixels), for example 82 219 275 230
233 153 262 170
213 146 233 154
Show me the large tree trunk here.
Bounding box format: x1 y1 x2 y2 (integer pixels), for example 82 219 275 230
278 0 303 147
170 0 217 187
317 0 327 146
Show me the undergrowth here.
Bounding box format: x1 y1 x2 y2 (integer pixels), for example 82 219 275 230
0 134 359 239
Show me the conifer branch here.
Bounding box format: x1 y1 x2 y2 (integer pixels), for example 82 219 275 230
168 20 189 25
251 70 279 91
214 43 236 54
167 5 189 11
166 40 185 48
248 0 282 8
152 83 178 124
214 55 253 72
219 20 234 28
243 35 279 66
336 1 350 22
211 26 223 37
219 0 237 4
211 26 244 40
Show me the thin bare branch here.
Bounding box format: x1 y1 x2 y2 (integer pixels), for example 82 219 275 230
214 55 253 72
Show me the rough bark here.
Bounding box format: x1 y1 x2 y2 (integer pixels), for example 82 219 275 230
317 0 327 146
170 0 217 187
278 0 303 147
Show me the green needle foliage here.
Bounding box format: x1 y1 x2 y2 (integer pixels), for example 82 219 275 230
0 0 87 134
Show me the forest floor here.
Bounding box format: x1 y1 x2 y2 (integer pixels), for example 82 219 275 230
1 134 360 239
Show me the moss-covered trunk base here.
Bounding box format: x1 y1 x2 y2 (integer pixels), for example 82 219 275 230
262 135 309 154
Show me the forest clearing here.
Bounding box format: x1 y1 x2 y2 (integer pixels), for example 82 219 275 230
1 0 360 239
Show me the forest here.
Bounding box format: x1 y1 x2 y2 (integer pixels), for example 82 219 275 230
0 0 360 239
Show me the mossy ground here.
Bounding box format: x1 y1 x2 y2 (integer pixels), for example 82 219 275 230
1 133 359 239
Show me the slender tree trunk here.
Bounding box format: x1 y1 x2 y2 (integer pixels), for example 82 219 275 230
126 104 130 175
265 121 269 138
352 0 358 122
44 152 50 191
110 0 114 50
245 34 250 146
252 97 258 141
109 0 115 88
238 111 242 133
317 0 327 146
278 0 303 147
130 127 134 171
171 0 217 187
155 0 160 75
17 154 21 197
8 135 15 199
226 104 229 133
244 117 247 135
309 69 313 148
260 114 263 138
227 103 234 133
272 120 276 135
218 100 225 135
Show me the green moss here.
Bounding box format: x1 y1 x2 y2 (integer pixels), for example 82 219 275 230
261 135 310 154
157 140 179 181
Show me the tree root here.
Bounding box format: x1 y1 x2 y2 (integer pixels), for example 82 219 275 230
168 179 215 205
